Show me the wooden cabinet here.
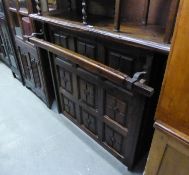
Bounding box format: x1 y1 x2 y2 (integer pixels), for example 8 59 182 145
2 0 184 172
30 30 167 169
48 26 156 78
145 0 189 174
53 55 151 168
0 0 22 79
3 0 54 106
38 0 180 43
27 0 176 170
15 37 53 105
144 123 189 175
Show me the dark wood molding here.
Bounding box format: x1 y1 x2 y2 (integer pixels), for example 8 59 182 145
29 14 171 54
29 37 154 97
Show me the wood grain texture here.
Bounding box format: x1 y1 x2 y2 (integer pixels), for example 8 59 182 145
29 37 154 97
155 0 189 135
144 127 189 175
29 14 171 53
4 0 55 107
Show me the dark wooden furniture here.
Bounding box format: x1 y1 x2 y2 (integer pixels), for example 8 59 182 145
3 0 182 172
0 0 22 80
28 0 172 168
4 0 54 107
145 0 189 174
38 0 180 44
145 122 189 175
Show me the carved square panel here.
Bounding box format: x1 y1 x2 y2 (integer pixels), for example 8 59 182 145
30 56 41 88
77 40 96 60
53 32 68 48
86 43 96 59
79 78 96 108
53 33 60 45
59 34 68 48
81 109 97 135
62 96 76 119
104 125 123 155
22 54 31 80
77 41 85 55
109 51 134 76
105 93 127 126
59 67 73 93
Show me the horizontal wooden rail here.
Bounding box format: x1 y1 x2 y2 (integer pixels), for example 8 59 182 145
29 37 154 97
29 14 170 53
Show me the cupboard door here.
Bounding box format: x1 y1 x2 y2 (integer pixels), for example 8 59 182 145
55 57 77 120
15 38 46 101
52 52 149 168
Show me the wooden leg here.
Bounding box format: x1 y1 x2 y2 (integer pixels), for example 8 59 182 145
82 0 87 25
114 0 121 32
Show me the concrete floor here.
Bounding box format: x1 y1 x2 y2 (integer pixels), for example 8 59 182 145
0 61 142 175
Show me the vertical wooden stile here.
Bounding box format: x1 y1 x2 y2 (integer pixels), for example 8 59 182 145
114 0 121 32
142 0 151 25
164 0 180 43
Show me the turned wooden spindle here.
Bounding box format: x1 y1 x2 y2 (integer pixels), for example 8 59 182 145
114 0 121 32
82 0 87 25
143 0 151 25
35 0 41 15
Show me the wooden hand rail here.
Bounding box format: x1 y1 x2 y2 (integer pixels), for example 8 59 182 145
29 37 154 97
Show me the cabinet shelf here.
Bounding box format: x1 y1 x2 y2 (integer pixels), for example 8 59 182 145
41 11 167 47
89 18 165 43
36 0 179 44
30 13 170 53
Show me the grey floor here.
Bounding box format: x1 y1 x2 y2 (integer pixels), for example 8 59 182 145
0 61 142 175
